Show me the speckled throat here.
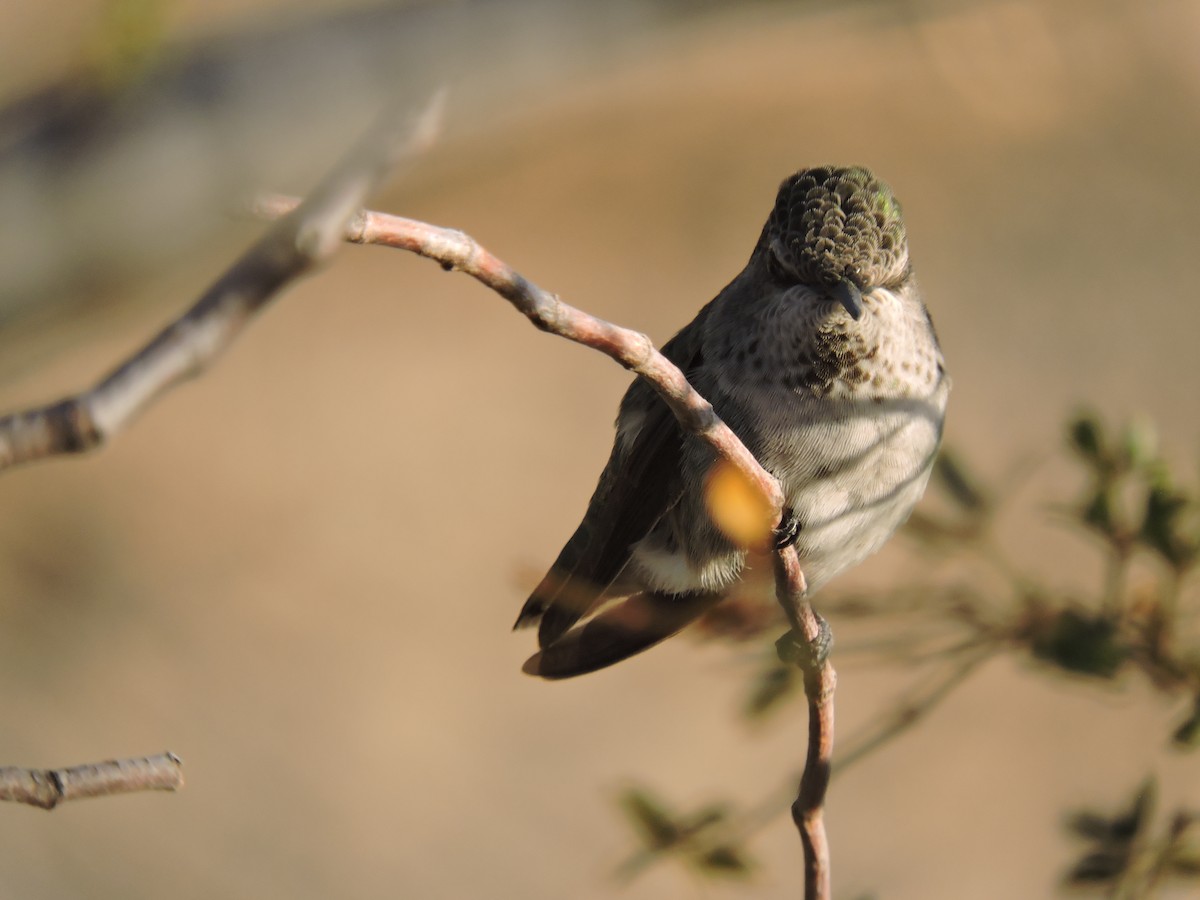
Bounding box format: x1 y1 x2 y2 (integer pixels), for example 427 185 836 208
711 280 941 401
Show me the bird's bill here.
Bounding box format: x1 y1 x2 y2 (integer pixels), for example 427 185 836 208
830 278 864 320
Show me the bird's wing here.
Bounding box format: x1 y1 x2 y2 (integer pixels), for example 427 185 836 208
513 303 713 649
521 591 726 679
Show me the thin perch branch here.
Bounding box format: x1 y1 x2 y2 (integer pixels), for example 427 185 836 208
774 547 836 900
253 195 830 897
0 752 183 810
0 94 443 474
728 640 992 852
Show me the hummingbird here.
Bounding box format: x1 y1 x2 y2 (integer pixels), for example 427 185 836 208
515 166 949 678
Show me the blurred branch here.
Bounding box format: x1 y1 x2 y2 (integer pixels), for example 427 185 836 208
0 751 182 810
834 641 992 773
0 94 443 474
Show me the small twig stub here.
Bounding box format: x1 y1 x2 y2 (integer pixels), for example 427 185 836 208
0 752 184 810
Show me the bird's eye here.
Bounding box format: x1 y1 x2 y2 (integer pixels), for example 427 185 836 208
766 244 793 283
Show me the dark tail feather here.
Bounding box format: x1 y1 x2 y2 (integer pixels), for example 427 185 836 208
536 598 587 649
512 594 548 631
522 591 724 679
513 567 608 648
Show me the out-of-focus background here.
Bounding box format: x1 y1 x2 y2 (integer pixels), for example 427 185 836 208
1 1 1198 897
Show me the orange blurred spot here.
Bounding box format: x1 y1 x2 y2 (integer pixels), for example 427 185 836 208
704 459 773 549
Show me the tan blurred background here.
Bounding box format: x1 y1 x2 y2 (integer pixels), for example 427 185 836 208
1 1 1198 897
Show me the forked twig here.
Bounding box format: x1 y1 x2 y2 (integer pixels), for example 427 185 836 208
0 752 183 810
0 95 441 810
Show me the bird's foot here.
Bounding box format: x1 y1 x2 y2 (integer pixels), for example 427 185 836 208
773 507 802 550
775 613 833 673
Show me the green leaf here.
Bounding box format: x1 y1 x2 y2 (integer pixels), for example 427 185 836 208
1066 811 1125 842
1139 476 1197 569
1172 695 1200 749
1168 850 1200 876
1068 412 1107 466
1062 779 1157 887
694 844 754 877
618 788 681 851
1120 418 1159 471
1081 486 1118 537
745 658 799 720
685 803 732 832
932 448 988 512
1064 849 1127 884
1113 780 1157 841
1031 609 1127 679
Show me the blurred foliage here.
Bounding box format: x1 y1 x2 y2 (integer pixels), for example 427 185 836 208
1068 412 1198 576
617 411 1200 892
1064 778 1200 898
616 786 755 881
85 0 169 90
733 410 1200 737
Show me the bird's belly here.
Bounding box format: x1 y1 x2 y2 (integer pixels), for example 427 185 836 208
631 375 947 599
773 398 943 593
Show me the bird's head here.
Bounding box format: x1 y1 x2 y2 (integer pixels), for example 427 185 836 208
761 166 910 320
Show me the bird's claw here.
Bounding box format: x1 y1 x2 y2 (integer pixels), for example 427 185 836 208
774 613 833 673
773 507 802 550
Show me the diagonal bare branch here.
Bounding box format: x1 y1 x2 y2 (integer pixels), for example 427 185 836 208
251 194 830 897
0 93 443 475
0 752 183 810
251 194 786 524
